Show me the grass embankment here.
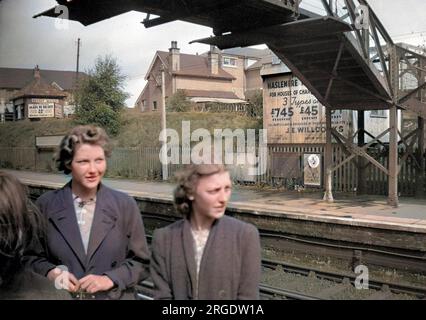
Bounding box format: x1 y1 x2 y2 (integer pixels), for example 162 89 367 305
0 109 261 148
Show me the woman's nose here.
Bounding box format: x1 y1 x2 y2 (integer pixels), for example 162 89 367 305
88 161 96 172
219 190 228 202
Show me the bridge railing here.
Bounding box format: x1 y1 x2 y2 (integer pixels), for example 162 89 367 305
301 0 394 97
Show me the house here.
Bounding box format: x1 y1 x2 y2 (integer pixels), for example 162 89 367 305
135 41 269 112
0 66 86 121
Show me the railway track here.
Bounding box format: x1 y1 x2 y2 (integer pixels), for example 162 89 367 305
134 258 426 300
136 280 321 300
262 258 426 299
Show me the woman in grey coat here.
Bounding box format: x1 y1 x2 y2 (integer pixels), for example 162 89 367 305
25 125 150 299
150 164 261 300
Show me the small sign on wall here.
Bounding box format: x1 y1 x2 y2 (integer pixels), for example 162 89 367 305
28 103 55 118
303 153 321 187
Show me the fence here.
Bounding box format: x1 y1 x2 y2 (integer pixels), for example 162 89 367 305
0 145 425 196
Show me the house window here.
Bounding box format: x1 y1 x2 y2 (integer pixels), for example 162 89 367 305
153 101 157 111
370 110 387 118
223 57 237 67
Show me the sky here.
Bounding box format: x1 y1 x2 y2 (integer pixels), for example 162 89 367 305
1 0 426 107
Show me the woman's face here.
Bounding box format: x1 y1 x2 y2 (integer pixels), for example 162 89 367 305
191 171 232 221
69 143 106 194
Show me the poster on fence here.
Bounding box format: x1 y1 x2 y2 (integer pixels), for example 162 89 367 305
263 74 350 144
303 153 321 187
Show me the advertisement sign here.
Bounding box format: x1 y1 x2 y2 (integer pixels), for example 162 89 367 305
28 103 55 118
303 153 321 187
263 74 350 144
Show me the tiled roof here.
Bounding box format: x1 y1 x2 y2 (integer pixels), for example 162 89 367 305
222 47 270 59
0 67 86 90
11 70 67 99
157 51 235 80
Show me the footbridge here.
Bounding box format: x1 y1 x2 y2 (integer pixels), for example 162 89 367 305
35 0 426 206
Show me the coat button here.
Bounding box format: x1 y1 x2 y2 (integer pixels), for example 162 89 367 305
111 261 117 267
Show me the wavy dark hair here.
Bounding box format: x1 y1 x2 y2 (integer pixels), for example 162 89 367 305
56 125 112 174
0 171 46 287
173 164 228 218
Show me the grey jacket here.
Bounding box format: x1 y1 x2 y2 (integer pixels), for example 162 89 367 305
25 182 150 299
150 215 261 300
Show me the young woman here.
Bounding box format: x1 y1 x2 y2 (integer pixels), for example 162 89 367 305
150 164 261 299
0 171 70 299
25 125 150 299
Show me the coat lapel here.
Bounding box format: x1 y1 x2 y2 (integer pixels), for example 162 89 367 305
49 183 87 267
182 219 197 297
86 184 117 262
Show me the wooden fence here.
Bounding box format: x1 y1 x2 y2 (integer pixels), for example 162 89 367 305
0 145 424 196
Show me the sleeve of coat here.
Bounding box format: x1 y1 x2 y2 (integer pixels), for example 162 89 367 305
103 198 150 291
150 228 173 300
237 224 261 300
22 196 57 277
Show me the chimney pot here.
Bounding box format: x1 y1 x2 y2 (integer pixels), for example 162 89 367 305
34 65 41 79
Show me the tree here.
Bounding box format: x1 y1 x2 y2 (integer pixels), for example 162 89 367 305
166 89 191 112
246 89 263 119
74 55 129 135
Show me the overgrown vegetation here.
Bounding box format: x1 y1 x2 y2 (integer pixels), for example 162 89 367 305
246 89 263 128
74 55 129 135
166 90 191 112
0 110 261 148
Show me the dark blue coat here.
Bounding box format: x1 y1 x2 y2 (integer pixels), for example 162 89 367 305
25 182 150 299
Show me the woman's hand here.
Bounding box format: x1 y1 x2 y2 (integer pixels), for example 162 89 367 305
47 267 81 292
79 274 114 294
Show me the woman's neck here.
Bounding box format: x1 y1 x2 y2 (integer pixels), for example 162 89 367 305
190 211 214 231
71 181 98 201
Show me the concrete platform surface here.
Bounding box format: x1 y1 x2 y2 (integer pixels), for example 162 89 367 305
3 169 426 233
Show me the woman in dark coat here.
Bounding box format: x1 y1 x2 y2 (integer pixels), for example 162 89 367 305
150 164 261 300
25 125 150 299
0 171 70 300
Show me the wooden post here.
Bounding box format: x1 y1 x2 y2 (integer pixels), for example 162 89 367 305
388 104 398 207
323 107 334 202
357 110 366 194
416 117 425 197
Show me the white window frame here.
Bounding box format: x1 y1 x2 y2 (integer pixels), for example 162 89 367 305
223 56 237 68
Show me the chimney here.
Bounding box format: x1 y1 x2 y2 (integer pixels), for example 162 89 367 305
169 41 180 72
34 65 41 79
208 45 219 75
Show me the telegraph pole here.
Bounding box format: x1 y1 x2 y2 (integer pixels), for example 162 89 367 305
76 38 81 80
161 66 168 180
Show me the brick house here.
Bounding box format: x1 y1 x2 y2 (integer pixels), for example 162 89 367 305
135 41 269 112
0 66 86 121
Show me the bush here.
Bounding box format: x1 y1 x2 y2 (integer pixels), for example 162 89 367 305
166 90 191 112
